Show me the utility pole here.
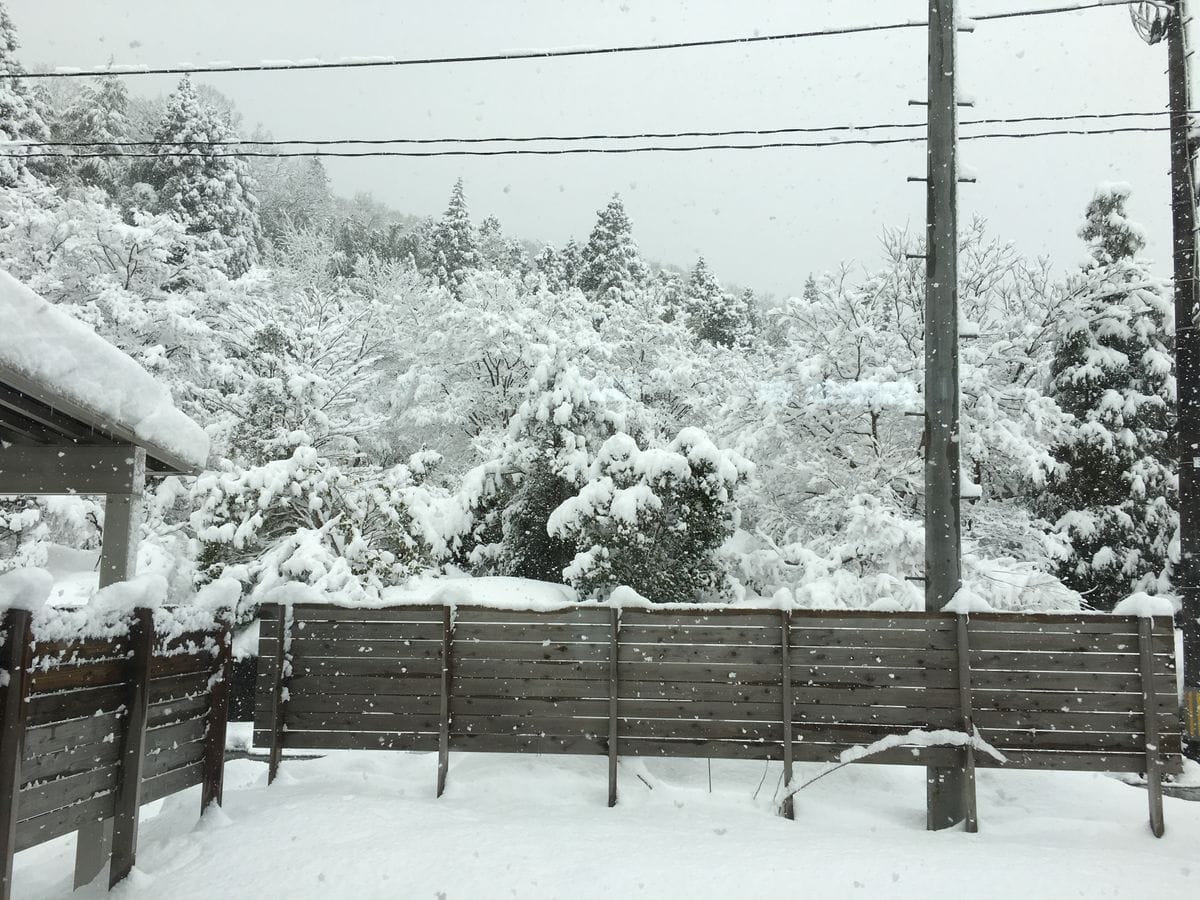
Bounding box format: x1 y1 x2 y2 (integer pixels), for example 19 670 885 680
1132 0 1200 755
925 0 968 826
1166 1 1200 755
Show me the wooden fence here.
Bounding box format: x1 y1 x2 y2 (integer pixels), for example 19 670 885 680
253 603 1181 834
0 603 233 897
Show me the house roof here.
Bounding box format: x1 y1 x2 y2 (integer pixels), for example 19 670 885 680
0 269 209 475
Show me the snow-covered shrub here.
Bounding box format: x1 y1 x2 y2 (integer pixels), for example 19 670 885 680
549 428 752 601
191 444 452 610
454 362 644 583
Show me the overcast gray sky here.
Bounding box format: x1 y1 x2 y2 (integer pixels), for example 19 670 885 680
8 0 1169 297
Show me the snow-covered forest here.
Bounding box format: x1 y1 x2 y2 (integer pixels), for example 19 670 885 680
0 7 1177 618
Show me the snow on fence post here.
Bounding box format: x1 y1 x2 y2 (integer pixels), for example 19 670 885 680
1138 616 1165 838
201 615 235 811
268 604 290 785
954 615 978 833
607 606 620 808
436 604 453 798
0 608 33 900
108 606 154 889
780 610 794 821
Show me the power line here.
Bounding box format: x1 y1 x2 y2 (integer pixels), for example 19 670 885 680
969 0 1132 21
1 21 927 81
0 124 1170 160
0 1 1136 81
6 110 1181 150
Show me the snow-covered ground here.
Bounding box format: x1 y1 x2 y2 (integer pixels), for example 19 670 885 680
13 752 1200 899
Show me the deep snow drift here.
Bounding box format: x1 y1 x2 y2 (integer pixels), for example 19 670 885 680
13 751 1200 899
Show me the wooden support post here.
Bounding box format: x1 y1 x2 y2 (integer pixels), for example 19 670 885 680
437 605 453 798
267 604 289 785
1138 616 1166 838
201 618 234 811
0 609 33 900
108 607 154 889
780 610 794 820
954 615 978 833
608 607 620 808
924 0 967 831
76 449 144 889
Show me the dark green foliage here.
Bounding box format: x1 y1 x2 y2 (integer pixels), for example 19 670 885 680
1039 186 1176 610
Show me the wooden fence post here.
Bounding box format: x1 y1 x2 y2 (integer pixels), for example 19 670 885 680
1138 616 1165 838
0 609 33 900
608 606 620 808
437 605 453 797
954 614 978 833
268 604 290 785
108 606 154 888
201 617 234 811
780 610 794 820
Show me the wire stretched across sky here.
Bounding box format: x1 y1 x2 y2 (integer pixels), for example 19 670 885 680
0 0 1135 81
5 110 1182 151
0 124 1170 160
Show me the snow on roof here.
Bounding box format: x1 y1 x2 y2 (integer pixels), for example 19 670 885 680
0 268 209 472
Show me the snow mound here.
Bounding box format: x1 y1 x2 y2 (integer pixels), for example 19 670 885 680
0 567 53 612
0 269 209 470
1111 592 1178 617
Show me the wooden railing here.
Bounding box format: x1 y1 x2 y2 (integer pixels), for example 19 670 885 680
0 602 233 898
253 603 1181 836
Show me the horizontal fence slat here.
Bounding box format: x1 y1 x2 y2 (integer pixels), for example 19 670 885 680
21 737 122 787
141 761 205 804
24 711 121 758
454 608 613 627
968 650 1145 675
287 673 440 697
28 659 126 694
143 738 207 780
617 625 781 647
293 605 446 625
453 697 613 719
619 610 779 629
452 623 613 644
292 657 442 679
788 628 958 651
291 622 445 643
447 731 607 755
452 676 611 701
291 640 442 661
15 790 115 853
287 712 442 732
18 764 119 823
452 658 609 681
268 731 439 751
618 644 782 665
787 647 956 669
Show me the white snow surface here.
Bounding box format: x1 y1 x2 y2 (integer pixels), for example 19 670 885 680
13 752 1199 899
0 567 52 612
1112 592 1179 617
0 269 209 470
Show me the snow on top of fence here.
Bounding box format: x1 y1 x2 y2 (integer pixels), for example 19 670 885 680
1111 592 1179 618
0 268 210 471
6 570 238 644
0 567 53 613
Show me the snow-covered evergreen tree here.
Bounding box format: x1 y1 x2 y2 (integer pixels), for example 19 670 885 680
143 76 261 276
456 363 643 583
62 73 131 195
549 429 752 601
684 257 752 348
0 4 49 187
578 194 647 306
1039 185 1176 609
430 178 480 297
